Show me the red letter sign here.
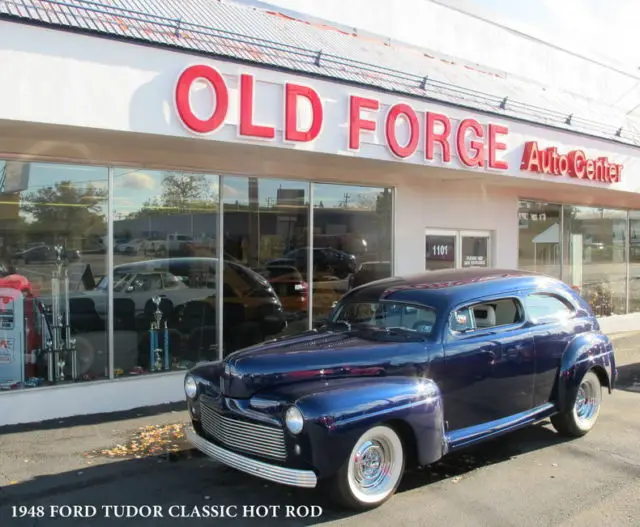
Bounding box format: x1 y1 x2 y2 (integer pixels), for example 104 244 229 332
349 96 380 150
175 65 229 134
520 141 541 172
284 83 323 142
488 124 509 170
568 150 586 179
239 74 276 139
520 143 620 184
425 113 451 163
456 119 484 167
385 103 419 159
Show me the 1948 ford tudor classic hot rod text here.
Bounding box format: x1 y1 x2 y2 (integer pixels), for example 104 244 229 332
184 269 617 510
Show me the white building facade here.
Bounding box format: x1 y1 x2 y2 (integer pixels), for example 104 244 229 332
1 0 639 426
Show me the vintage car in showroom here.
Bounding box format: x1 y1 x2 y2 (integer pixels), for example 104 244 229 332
183 268 617 510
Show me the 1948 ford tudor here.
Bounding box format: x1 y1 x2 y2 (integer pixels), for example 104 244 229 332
184 268 617 510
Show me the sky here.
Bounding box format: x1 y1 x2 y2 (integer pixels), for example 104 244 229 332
458 0 640 69
6 163 385 224
241 0 640 71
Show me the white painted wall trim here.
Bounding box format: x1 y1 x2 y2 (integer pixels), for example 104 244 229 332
0 371 185 426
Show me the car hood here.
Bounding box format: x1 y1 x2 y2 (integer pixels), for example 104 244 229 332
191 329 430 399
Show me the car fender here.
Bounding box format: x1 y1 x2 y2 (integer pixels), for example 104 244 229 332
289 376 446 477
557 331 616 412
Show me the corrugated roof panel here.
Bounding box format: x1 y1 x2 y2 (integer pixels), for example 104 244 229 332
2 0 640 147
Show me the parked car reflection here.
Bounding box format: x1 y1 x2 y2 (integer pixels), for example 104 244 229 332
267 247 356 279
13 244 81 264
42 257 287 375
254 264 308 320
92 269 193 316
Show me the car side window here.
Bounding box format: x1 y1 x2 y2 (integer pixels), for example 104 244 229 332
525 293 574 323
450 298 523 334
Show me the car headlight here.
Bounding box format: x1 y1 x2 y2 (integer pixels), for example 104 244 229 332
184 374 198 399
285 406 304 434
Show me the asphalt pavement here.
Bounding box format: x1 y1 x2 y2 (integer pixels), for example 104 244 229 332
0 332 639 526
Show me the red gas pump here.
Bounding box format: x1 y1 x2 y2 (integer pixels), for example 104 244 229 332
0 274 40 378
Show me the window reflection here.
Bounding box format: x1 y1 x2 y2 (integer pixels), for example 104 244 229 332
0 162 397 388
0 160 108 390
563 206 627 316
628 212 640 312
313 184 392 323
222 177 307 351
517 200 562 278
112 169 220 374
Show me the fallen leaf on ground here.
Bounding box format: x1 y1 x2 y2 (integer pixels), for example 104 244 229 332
85 423 187 459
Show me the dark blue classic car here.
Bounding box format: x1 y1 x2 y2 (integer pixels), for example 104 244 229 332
184 269 617 510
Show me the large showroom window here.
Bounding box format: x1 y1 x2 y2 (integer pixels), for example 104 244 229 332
517 200 562 279
222 176 311 353
311 184 393 324
629 211 640 313
111 168 220 375
518 200 630 316
563 206 627 317
0 160 394 390
0 159 108 389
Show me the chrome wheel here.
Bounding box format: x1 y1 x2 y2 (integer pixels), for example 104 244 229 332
573 374 601 428
346 426 404 505
352 440 390 491
552 370 603 437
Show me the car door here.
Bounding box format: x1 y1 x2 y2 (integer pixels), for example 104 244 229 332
523 291 583 408
440 295 536 431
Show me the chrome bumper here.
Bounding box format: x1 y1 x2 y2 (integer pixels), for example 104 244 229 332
186 425 318 488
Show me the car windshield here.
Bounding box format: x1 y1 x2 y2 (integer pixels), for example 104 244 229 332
330 301 437 337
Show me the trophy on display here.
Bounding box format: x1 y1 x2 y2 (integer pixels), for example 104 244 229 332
42 245 78 383
149 296 170 372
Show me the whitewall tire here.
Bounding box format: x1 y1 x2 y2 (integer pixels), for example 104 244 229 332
328 425 405 510
551 370 602 437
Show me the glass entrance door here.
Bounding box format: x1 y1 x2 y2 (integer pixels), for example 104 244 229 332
425 229 457 270
460 230 490 268
425 229 492 270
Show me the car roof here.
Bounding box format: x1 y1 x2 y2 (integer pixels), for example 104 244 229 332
343 268 569 308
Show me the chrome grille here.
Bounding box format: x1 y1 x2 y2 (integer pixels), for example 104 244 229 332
200 403 287 461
